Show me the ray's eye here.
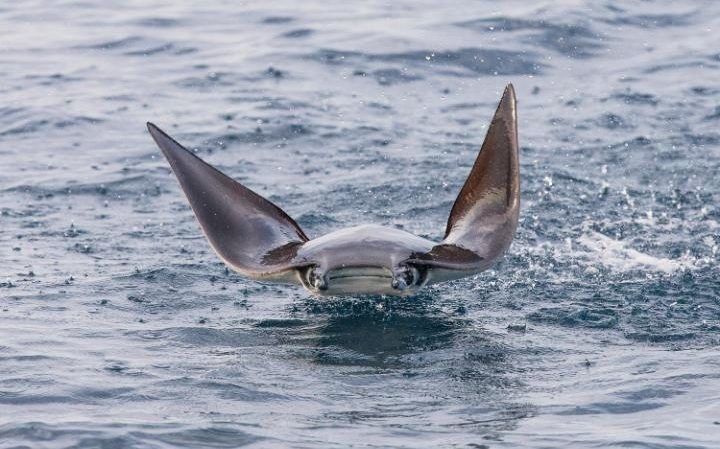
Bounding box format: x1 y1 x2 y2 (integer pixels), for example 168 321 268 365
391 265 419 291
306 267 327 291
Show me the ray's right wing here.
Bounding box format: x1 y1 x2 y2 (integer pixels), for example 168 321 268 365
147 123 309 280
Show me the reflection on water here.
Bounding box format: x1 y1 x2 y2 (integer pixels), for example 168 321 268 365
247 295 534 440
313 310 459 367
299 295 464 367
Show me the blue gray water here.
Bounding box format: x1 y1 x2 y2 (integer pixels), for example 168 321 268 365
1 1 719 448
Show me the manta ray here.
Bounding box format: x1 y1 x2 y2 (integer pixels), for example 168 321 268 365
147 84 519 296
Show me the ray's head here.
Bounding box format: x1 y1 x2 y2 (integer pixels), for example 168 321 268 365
292 224 434 297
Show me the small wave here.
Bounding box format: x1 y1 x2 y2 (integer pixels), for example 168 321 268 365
555 401 664 415
195 380 288 401
458 17 604 59
217 123 313 145
644 60 713 74
262 16 293 24
282 28 314 39
174 71 238 89
136 427 265 448
0 106 103 136
307 47 544 77
0 423 264 448
609 91 659 106
624 331 696 343
527 306 619 329
595 113 634 130
600 11 695 29
255 97 317 111
79 36 144 50
114 267 198 287
134 17 181 28
0 392 76 405
704 106 720 121
152 326 269 347
372 68 423 86
3 175 165 198
124 42 196 56
77 36 195 56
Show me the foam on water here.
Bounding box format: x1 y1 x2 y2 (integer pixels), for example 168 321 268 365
1 1 719 448
577 229 697 274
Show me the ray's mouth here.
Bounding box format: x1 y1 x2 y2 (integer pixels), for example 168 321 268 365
303 264 423 295
326 266 393 280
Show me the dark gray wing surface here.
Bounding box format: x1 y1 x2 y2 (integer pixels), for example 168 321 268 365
408 84 520 281
147 123 308 278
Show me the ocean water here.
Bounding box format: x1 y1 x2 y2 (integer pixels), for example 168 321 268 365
1 1 719 448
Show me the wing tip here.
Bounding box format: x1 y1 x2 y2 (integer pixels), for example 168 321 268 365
500 83 517 116
146 121 191 162
146 121 168 142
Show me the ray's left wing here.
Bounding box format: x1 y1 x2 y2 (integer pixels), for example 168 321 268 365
407 84 520 283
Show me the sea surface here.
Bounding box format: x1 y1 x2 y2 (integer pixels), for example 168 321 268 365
1 1 719 448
